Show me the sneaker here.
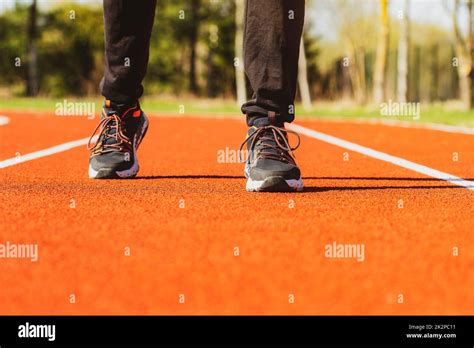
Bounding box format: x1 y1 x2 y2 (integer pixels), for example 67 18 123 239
87 100 149 179
239 121 303 192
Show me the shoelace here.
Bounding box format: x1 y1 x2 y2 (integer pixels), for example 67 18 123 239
239 125 300 164
87 110 132 155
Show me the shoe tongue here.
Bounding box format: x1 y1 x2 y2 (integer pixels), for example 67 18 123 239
252 117 283 128
249 124 288 158
100 102 129 145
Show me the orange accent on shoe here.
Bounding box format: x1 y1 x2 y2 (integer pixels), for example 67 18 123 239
105 100 111 108
121 105 137 118
133 110 141 117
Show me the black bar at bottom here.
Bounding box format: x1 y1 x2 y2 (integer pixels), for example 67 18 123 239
0 316 473 346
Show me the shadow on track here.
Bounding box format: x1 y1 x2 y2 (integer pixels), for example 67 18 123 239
134 175 473 191
302 176 474 181
302 177 473 191
303 185 471 192
136 175 472 181
135 175 244 179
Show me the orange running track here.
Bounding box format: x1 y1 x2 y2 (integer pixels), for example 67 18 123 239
0 111 473 315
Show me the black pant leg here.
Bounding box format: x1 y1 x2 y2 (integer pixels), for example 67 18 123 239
241 0 305 126
100 0 157 103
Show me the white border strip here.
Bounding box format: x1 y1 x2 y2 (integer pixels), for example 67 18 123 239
0 115 10 126
368 119 474 135
309 117 474 135
288 123 474 191
0 136 96 169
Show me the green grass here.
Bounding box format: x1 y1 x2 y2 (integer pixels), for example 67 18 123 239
297 102 474 127
1 97 474 127
0 97 238 115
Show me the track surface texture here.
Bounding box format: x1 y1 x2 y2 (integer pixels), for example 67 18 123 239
0 111 473 315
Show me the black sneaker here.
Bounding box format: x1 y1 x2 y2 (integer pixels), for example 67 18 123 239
87 100 149 179
239 121 303 192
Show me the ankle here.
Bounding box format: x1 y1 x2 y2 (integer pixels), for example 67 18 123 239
250 116 284 128
104 99 139 109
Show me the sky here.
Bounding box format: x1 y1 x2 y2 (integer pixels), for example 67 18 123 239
0 0 465 41
309 0 459 41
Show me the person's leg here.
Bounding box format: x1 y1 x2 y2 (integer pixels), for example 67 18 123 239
100 0 157 103
239 0 305 192
88 0 156 179
242 0 305 126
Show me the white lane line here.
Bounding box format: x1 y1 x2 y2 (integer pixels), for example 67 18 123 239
370 119 474 135
316 117 474 135
0 116 10 126
288 123 474 191
0 136 96 169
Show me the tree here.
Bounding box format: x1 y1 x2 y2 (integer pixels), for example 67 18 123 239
298 36 312 110
39 4 104 96
189 0 201 95
234 0 247 105
410 45 421 101
325 0 377 104
430 44 440 101
397 0 409 103
372 0 390 104
451 0 473 109
26 0 38 96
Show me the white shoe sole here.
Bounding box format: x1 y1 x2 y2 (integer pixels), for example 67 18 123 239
246 176 304 192
244 164 304 192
